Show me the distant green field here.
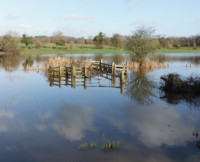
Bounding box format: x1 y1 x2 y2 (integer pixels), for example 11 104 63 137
20 45 200 55
20 45 127 55
156 47 200 53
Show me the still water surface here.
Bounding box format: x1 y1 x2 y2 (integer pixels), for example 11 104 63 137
0 53 200 162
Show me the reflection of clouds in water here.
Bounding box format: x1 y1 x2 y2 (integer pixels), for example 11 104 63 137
35 124 47 132
0 123 9 132
0 109 15 119
112 152 174 162
9 97 19 105
6 75 25 83
0 121 27 133
39 112 52 120
53 104 96 141
110 103 196 147
0 108 27 133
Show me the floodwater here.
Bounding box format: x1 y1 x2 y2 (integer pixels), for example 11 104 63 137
0 53 200 162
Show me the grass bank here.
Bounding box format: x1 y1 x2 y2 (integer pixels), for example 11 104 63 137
20 45 127 56
20 45 200 56
156 47 200 53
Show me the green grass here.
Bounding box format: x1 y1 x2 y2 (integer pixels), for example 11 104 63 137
156 47 200 53
101 141 120 151
90 142 98 149
20 45 127 55
19 44 200 56
78 143 88 151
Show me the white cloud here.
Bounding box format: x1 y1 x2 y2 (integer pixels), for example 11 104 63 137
6 13 23 20
81 0 94 6
66 14 88 20
193 20 200 25
0 23 115 37
126 0 141 9
65 13 96 22
131 19 157 26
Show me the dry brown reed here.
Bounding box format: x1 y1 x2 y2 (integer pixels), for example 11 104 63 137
128 61 166 72
44 57 93 69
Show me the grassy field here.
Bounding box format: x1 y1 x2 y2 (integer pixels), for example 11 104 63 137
19 45 200 55
156 47 200 53
20 45 127 55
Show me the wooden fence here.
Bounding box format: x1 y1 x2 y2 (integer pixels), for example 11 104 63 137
48 60 129 94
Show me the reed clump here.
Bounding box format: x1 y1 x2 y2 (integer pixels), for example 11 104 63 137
44 57 93 70
128 61 166 72
101 141 120 151
78 143 88 151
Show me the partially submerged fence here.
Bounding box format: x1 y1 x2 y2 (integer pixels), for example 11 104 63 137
92 59 128 76
48 59 129 94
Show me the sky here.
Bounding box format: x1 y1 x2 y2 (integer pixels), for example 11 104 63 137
0 0 200 38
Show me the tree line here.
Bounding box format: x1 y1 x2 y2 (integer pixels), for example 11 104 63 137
0 29 200 53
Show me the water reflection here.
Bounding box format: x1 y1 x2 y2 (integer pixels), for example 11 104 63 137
53 104 96 141
22 57 34 70
160 93 200 108
153 54 200 65
0 54 21 71
125 70 156 104
109 102 196 148
0 53 200 161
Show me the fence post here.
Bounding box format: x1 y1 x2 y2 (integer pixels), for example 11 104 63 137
112 62 116 76
72 66 76 77
71 76 76 88
84 77 87 89
126 62 129 75
59 66 62 76
100 59 103 71
120 70 125 94
112 76 116 87
49 66 52 76
120 70 125 83
84 67 88 78
66 66 69 77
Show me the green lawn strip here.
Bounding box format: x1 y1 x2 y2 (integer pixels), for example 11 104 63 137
20 46 200 56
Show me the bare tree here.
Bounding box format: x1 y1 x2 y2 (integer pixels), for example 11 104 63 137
52 31 66 46
0 32 20 54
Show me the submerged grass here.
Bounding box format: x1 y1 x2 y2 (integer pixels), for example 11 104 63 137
78 143 88 151
90 142 98 149
77 136 120 152
101 141 120 151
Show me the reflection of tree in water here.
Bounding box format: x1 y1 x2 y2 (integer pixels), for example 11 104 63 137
151 54 200 66
0 54 22 71
160 92 200 109
22 57 34 70
111 55 126 64
125 70 156 104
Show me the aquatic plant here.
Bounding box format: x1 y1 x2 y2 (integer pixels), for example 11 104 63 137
101 141 120 151
78 143 88 151
90 142 97 149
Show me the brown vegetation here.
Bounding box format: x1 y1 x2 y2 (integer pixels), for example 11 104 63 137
160 73 200 107
160 73 200 94
44 57 93 70
128 61 166 72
